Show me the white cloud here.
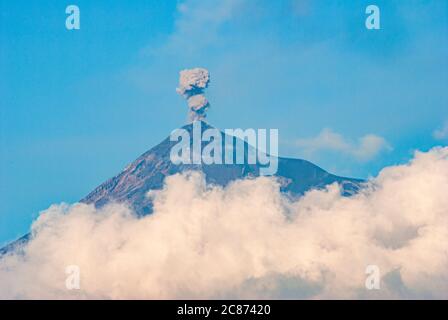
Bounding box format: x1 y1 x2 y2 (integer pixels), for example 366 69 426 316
433 121 448 140
295 128 391 161
1 147 448 299
161 0 247 54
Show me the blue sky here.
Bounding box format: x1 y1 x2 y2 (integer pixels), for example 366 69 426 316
0 0 447 244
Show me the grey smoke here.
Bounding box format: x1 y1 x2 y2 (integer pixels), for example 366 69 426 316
176 68 210 121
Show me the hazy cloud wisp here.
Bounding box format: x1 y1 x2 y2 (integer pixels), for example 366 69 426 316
433 121 448 140
295 128 392 161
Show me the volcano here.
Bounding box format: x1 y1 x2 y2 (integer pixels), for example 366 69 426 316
1 121 362 254
81 121 362 215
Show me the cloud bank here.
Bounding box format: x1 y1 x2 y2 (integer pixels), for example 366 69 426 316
295 128 391 161
1 147 447 299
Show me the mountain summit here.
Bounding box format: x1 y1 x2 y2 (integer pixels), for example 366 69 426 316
81 122 362 215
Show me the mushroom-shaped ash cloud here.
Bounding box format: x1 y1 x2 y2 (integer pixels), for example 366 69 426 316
176 68 210 121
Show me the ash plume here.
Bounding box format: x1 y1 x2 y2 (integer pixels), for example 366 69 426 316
176 68 210 121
